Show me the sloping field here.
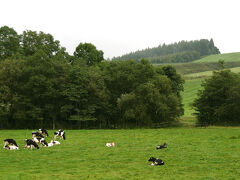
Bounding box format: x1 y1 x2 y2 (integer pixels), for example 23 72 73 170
0 129 240 179
184 66 240 79
193 52 240 63
182 78 203 117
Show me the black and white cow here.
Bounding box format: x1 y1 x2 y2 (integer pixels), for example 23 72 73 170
24 139 39 149
5 145 19 150
32 132 44 138
39 129 49 137
54 129 66 140
3 139 19 150
48 140 60 147
156 143 167 150
32 137 48 147
148 157 164 166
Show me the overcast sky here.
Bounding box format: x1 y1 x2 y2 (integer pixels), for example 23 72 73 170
1 0 239 59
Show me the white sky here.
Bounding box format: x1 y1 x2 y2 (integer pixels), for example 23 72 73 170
0 0 239 59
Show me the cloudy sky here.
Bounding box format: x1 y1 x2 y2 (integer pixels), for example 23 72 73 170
1 0 239 59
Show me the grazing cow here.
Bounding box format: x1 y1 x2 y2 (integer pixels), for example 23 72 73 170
106 142 115 147
39 129 49 137
3 139 18 149
25 139 39 150
148 157 164 166
54 129 66 140
32 132 44 138
48 140 60 147
32 137 48 147
156 143 167 150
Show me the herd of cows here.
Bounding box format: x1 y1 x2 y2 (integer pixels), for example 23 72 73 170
3 129 66 150
3 128 167 166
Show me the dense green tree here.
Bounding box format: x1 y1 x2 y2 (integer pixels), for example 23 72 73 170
118 76 181 128
21 30 62 58
101 59 184 128
193 69 240 126
0 26 20 60
73 43 104 65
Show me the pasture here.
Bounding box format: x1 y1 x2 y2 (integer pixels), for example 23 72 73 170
193 52 240 63
1 128 240 179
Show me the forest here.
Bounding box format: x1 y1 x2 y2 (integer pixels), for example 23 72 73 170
0 26 184 129
112 39 220 63
1 25 240 129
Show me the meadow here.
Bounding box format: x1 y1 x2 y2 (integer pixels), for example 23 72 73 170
1 128 240 180
181 78 203 118
193 52 240 63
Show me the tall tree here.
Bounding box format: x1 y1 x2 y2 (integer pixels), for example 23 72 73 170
21 30 61 58
0 26 20 60
193 69 240 126
73 43 104 65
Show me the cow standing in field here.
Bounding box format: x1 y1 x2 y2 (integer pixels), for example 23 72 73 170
32 137 48 147
39 129 49 137
24 139 39 150
54 129 66 140
32 132 44 138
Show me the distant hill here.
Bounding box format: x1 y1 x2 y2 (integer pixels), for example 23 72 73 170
154 52 240 75
112 39 220 63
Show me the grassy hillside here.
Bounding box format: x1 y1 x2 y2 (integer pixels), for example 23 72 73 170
1 129 240 179
193 52 240 63
179 52 240 120
154 52 240 75
182 79 203 117
184 66 240 79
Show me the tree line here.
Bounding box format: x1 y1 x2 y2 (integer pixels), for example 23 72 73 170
0 26 184 129
112 39 220 63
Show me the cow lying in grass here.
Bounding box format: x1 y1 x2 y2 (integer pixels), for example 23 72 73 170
106 142 115 147
39 129 49 137
156 143 167 150
3 139 19 150
32 137 48 147
25 139 39 150
48 140 60 147
148 157 164 166
54 129 66 140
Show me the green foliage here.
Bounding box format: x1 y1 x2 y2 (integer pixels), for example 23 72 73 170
73 43 104 65
149 51 201 64
21 30 62 58
0 26 20 60
193 69 240 126
113 39 220 63
0 26 184 129
100 60 184 128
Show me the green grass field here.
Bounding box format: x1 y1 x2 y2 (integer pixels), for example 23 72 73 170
184 66 240 79
193 52 240 63
182 78 203 118
1 128 240 179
